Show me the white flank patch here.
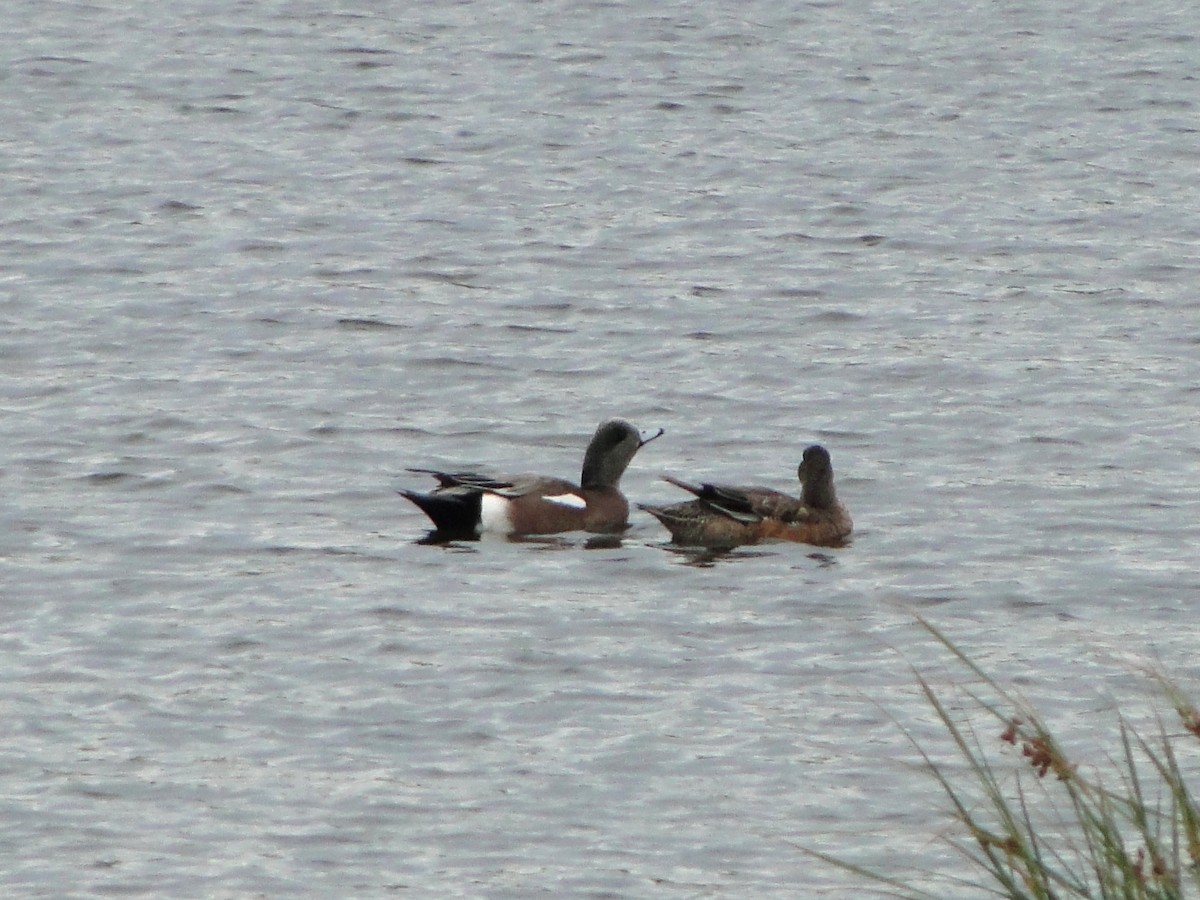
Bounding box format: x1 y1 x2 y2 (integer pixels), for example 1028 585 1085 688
479 493 514 533
544 492 587 510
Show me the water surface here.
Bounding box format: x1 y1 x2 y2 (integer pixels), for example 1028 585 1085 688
3 0 1199 895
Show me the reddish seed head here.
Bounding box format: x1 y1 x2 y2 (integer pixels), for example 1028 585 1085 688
1180 707 1200 739
1000 718 1021 744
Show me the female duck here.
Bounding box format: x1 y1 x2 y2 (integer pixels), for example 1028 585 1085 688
639 444 852 548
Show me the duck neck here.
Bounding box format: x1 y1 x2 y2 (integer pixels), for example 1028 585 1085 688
802 478 838 510
581 455 623 491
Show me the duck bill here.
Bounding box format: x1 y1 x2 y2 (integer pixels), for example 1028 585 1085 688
638 427 665 448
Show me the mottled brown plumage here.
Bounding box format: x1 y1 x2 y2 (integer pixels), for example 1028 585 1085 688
639 445 852 548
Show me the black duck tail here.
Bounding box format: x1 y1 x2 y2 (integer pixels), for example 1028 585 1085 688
399 489 481 535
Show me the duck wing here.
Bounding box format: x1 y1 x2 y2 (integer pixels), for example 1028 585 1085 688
407 469 576 499
660 476 766 524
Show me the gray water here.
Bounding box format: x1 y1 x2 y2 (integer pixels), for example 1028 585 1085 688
4 0 1200 896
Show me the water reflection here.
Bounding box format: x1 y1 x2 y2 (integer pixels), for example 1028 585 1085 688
656 544 777 567
413 527 848 565
415 528 478 547
413 529 625 551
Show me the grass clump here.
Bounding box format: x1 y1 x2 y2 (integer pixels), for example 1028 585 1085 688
813 616 1200 899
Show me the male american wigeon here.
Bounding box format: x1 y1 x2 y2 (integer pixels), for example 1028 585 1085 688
639 444 852 548
400 418 663 537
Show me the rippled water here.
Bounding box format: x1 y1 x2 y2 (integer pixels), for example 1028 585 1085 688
4 0 1200 896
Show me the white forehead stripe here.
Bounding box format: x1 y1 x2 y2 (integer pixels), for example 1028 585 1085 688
544 493 587 510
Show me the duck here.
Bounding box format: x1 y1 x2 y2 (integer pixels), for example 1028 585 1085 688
639 444 851 548
400 418 663 537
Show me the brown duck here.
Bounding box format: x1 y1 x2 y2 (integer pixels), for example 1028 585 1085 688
639 444 852 548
